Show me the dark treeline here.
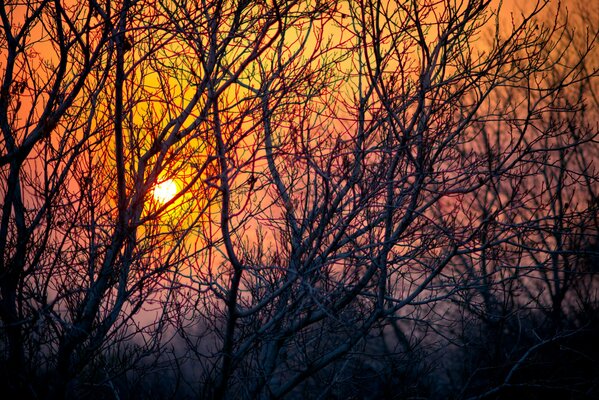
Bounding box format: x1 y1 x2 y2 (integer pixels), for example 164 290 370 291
1 0 598 398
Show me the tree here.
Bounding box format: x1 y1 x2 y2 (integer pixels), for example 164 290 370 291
1 0 597 399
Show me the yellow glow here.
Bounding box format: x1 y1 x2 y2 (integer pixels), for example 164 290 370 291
153 179 178 204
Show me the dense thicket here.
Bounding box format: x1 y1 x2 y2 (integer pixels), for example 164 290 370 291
1 0 598 398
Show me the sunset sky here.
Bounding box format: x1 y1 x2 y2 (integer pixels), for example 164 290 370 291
1 1 598 398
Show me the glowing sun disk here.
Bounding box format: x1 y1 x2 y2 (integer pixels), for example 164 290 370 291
153 179 178 204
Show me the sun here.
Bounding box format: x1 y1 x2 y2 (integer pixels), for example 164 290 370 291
153 179 178 204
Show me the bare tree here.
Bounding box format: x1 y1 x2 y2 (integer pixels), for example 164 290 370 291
1 0 597 399
435 2 599 397
175 1 598 398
